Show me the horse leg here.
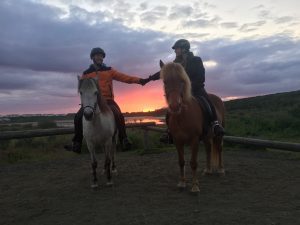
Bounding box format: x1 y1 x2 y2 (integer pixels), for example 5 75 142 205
215 136 225 175
190 138 200 193
176 144 186 189
89 150 98 189
111 135 118 175
104 141 113 186
203 139 212 175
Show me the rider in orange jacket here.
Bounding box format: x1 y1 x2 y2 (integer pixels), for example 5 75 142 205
65 47 149 153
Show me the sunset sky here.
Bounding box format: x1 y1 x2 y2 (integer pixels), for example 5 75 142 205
0 0 300 115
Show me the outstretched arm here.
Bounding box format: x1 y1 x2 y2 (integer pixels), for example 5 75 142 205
148 71 161 81
111 68 143 84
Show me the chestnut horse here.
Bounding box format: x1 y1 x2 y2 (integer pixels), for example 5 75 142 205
160 62 225 192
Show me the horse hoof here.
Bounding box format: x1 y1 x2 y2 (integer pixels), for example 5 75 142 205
112 169 118 176
191 185 200 193
91 183 98 189
202 169 212 176
106 181 114 187
218 169 226 176
177 181 186 189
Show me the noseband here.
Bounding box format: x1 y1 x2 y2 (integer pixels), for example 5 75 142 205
165 82 184 113
82 103 97 113
81 92 99 114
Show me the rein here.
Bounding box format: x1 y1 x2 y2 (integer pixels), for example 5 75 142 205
165 82 185 113
82 103 97 113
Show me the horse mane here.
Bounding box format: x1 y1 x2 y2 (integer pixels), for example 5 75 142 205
78 78 111 114
160 62 193 102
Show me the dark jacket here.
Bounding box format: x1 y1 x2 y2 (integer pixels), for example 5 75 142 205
149 53 206 95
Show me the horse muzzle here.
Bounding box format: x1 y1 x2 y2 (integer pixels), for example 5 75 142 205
83 107 94 121
168 102 182 114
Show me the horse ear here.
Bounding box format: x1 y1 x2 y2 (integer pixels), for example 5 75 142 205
159 60 164 68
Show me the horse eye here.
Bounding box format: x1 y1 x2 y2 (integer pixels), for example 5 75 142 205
79 91 82 95
94 91 98 95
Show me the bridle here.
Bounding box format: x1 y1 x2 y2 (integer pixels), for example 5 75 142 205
79 78 100 115
164 81 184 113
82 102 97 114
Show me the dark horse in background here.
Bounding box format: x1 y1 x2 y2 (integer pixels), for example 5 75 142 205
160 61 225 193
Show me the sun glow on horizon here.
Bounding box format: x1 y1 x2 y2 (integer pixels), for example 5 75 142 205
142 108 155 112
222 96 245 101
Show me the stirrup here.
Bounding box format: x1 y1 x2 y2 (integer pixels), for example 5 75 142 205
122 138 132 151
211 121 225 136
64 142 82 154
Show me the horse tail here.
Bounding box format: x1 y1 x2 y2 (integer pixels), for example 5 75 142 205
211 137 222 170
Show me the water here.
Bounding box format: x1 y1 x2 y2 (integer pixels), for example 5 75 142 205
55 116 165 128
125 116 165 125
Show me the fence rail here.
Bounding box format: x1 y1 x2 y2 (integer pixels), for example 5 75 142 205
0 122 156 141
0 123 299 152
140 126 300 152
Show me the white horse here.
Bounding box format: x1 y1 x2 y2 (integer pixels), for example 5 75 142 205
78 77 118 188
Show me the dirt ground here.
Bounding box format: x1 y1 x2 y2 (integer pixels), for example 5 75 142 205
0 147 299 225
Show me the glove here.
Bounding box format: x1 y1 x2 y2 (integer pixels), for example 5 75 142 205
139 78 150 86
148 71 160 81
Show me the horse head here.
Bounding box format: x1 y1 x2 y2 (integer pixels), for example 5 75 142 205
160 61 192 114
78 77 100 121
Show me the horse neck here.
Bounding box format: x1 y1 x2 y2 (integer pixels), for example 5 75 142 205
172 97 200 121
97 95 111 114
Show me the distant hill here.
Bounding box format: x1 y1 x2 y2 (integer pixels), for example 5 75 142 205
2 90 299 142
225 90 300 112
224 90 300 142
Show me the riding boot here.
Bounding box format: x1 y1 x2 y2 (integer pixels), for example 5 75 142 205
159 112 173 144
211 121 225 137
122 137 132 151
64 107 83 154
194 88 225 137
159 129 173 144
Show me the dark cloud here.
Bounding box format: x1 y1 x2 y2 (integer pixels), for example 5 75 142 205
140 6 168 24
196 36 300 97
138 2 148 11
0 0 171 74
275 16 293 24
182 18 215 28
168 5 193 20
220 22 238 29
0 0 299 114
239 21 266 32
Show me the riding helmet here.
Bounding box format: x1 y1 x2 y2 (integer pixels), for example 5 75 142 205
172 39 190 51
90 47 106 59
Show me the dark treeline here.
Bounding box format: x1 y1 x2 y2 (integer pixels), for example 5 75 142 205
1 90 299 142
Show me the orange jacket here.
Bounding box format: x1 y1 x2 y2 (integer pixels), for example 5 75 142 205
81 64 141 100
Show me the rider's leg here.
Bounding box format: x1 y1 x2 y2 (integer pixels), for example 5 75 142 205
106 99 132 151
159 112 173 144
193 88 225 136
64 107 83 153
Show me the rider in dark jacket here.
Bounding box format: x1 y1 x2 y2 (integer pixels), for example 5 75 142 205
147 39 225 142
65 47 149 153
